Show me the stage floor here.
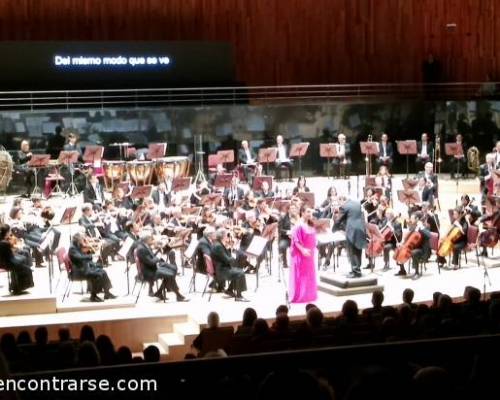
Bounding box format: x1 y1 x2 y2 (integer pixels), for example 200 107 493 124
0 174 497 357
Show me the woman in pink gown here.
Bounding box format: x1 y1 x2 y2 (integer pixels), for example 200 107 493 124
289 206 317 303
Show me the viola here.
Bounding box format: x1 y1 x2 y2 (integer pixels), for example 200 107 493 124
393 230 423 264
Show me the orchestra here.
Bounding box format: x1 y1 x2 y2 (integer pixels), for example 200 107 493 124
3 129 500 304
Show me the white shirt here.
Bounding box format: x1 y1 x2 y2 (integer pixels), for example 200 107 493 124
337 144 345 157
495 152 500 167
277 144 287 161
245 149 254 164
421 143 428 157
93 183 103 204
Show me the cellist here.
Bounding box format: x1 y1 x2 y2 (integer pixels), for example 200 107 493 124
479 153 495 211
394 211 431 278
436 208 468 270
381 209 403 271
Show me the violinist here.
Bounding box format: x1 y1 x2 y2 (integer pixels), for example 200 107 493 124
223 174 244 208
211 228 248 301
241 190 257 211
395 211 431 278
418 162 439 206
318 187 339 218
436 208 469 270
68 233 116 302
152 182 171 211
83 174 105 209
0 224 34 295
362 188 379 218
479 153 496 207
135 233 187 302
190 181 211 206
421 201 440 234
375 165 392 199
112 186 134 210
257 180 274 199
381 209 403 271
459 195 481 225
8 206 45 268
292 176 310 195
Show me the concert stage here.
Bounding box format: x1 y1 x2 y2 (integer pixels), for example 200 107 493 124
0 175 497 361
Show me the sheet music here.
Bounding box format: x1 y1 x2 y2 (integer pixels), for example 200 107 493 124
245 235 268 257
184 238 199 259
118 237 135 259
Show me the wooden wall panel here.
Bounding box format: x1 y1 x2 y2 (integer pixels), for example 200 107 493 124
0 0 497 85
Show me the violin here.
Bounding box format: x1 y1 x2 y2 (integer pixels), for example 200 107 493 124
393 229 423 264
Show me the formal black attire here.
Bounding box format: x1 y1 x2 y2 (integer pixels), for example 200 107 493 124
238 147 257 182
151 188 171 209
410 227 431 274
334 200 367 276
0 240 34 294
275 143 293 180
223 186 245 208
418 172 439 205
135 241 180 297
416 141 433 169
68 245 112 297
78 215 118 264
332 143 352 177
377 142 394 168
15 150 35 196
211 239 247 296
383 220 403 267
479 163 493 206
83 182 105 208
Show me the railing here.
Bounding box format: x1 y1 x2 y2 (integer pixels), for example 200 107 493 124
0 82 496 110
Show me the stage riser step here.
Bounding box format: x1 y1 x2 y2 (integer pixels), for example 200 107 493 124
319 273 378 289
319 283 384 296
0 296 57 317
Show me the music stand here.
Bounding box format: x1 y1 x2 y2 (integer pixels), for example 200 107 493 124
262 222 278 241
83 145 104 166
117 236 135 294
214 173 233 189
28 154 51 196
290 142 309 176
297 192 315 208
147 143 167 160
402 177 419 191
274 199 291 213
397 190 421 205
58 151 79 197
217 150 235 169
445 143 464 203
131 185 153 200
320 143 337 179
172 177 191 193
253 175 273 192
360 141 379 177
258 147 277 175
200 193 222 207
397 140 418 178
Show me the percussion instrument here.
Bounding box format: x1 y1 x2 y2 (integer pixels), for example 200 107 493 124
127 160 153 186
155 156 190 183
102 160 126 191
0 149 13 193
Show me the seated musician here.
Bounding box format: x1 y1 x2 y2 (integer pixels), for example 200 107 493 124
238 140 257 182
479 153 495 207
78 203 119 266
279 204 299 269
15 140 35 198
450 134 467 179
211 228 248 301
362 188 379 218
416 133 433 169
112 186 134 210
101 200 127 241
375 165 392 199
275 135 293 181
195 226 223 291
223 174 245 208
83 174 105 209
0 224 34 295
395 211 431 278
257 180 274 199
63 132 83 156
152 182 171 211
376 133 394 168
292 176 310 195
460 194 481 225
418 162 439 206
190 181 211 206
381 209 403 271
437 208 469 270
421 201 440 234
135 233 187 301
68 233 116 302
8 207 45 268
332 133 352 178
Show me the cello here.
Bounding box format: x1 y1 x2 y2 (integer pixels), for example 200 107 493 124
437 210 466 258
393 230 423 264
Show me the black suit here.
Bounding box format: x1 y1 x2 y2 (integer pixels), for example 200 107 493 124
195 236 212 274
410 227 432 274
0 240 34 294
238 147 257 182
377 142 394 167
151 189 170 209
83 183 105 206
275 144 293 180
383 220 403 265
479 163 493 205
418 172 439 205
78 215 117 264
332 143 352 177
15 150 35 195
135 241 180 295
224 186 245 207
416 142 433 168
68 245 112 296
334 200 367 275
211 240 247 295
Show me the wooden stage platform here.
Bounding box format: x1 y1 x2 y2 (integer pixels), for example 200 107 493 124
0 175 498 361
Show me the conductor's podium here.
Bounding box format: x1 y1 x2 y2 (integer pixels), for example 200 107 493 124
318 273 383 296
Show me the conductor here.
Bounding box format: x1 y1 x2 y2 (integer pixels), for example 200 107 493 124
334 196 367 278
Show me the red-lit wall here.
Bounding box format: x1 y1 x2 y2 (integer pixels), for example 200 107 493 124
0 0 498 85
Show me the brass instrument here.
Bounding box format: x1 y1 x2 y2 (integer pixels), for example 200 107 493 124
366 134 373 176
434 134 442 173
467 146 480 175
